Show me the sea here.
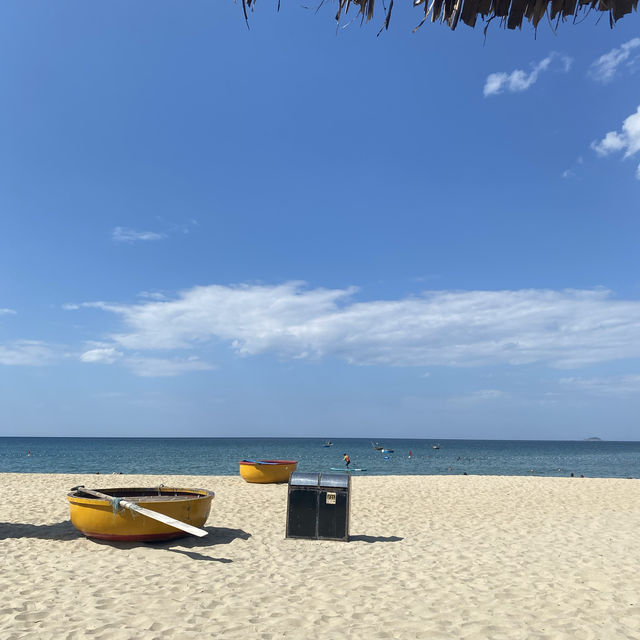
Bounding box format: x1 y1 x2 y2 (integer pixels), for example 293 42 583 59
1 437 639 478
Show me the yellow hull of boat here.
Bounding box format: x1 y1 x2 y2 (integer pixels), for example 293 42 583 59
239 460 298 484
67 487 214 541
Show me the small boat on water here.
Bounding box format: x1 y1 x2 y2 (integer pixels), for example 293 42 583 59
239 459 298 484
323 440 333 447
67 486 214 542
381 448 394 453
372 442 384 451
432 444 440 450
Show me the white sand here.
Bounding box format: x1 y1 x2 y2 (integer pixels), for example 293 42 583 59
1 473 639 639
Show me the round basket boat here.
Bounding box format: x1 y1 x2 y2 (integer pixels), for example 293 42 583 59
67 487 214 541
239 460 298 484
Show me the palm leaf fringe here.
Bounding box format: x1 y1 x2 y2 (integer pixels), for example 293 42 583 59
240 0 637 30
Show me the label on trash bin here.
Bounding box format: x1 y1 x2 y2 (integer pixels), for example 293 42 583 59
326 492 337 505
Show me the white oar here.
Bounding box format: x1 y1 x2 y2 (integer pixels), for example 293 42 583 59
71 485 208 538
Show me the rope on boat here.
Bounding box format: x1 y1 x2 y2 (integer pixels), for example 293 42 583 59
110 497 123 515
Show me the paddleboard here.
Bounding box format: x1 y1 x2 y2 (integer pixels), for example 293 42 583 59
329 467 367 472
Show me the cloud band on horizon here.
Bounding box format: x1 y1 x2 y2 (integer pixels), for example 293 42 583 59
71 282 640 373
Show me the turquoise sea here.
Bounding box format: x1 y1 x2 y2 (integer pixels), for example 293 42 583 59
1 437 639 478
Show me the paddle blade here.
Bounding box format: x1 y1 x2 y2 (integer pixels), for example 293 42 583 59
121 499 208 537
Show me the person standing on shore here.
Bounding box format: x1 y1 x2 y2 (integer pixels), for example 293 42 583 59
343 453 351 468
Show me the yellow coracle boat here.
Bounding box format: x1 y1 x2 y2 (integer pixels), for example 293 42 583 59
239 459 298 484
67 486 214 541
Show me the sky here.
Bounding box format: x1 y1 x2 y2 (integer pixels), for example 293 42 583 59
1 1 639 440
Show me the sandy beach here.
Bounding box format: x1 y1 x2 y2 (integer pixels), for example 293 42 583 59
1 473 639 639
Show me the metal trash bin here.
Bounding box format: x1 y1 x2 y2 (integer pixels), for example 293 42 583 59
286 472 350 541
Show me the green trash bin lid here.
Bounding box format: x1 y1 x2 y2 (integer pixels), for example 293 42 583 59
320 473 350 489
289 471 320 486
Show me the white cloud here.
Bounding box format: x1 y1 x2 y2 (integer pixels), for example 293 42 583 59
473 389 505 400
483 73 510 97
592 105 640 179
78 341 214 376
0 308 16 315
124 356 214 377
79 282 640 371
592 131 627 156
112 227 166 243
483 53 572 97
80 347 123 364
589 38 640 83
112 219 197 244
445 388 509 405
560 375 640 397
562 156 584 180
0 341 55 366
138 291 167 301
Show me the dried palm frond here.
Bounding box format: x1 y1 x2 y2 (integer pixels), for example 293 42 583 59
240 0 637 31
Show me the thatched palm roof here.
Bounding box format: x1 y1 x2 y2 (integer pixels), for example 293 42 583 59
242 0 637 32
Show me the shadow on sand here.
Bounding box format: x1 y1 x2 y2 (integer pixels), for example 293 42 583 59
0 523 251 562
0 521 78 541
89 526 251 563
349 534 403 543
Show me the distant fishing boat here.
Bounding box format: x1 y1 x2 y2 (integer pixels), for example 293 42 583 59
371 442 384 451
323 440 333 447
432 444 440 450
381 448 394 453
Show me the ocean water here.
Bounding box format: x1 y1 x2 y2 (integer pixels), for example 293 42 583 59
1 437 639 478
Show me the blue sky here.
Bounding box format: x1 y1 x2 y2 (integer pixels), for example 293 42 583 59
1 2 639 439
